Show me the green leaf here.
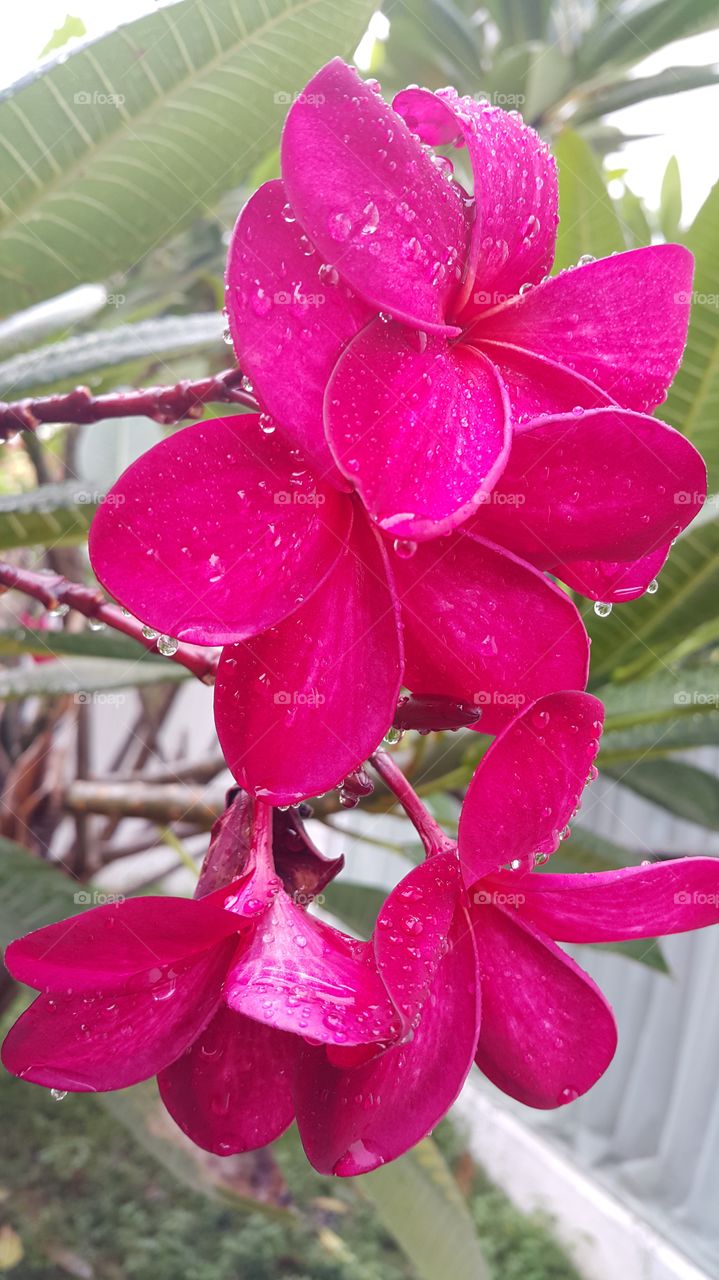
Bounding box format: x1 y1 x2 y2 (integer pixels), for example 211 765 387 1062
0 654 190 700
360 1139 491 1280
578 0 719 76
40 14 87 57
547 823 644 874
552 129 626 272
0 482 98 549
663 178 719 490
659 155 682 242
606 757 719 830
0 313 223 396
323 881 384 937
585 519 719 682
0 624 160 663
0 283 106 358
0 835 88 945
590 938 670 973
0 0 374 310
569 65 719 125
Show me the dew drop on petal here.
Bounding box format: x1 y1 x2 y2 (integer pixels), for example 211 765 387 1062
157 635 179 656
646 578 659 595
50 1089 67 1102
594 601 613 618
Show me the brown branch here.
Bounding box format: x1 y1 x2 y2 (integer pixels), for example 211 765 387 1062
0 367 259 440
0 561 219 684
64 779 221 827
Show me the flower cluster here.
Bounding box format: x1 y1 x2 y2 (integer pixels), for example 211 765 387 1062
87 57 705 805
5 693 719 1174
2 59 714 1175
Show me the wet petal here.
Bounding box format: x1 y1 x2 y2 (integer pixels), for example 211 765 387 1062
326 318 510 539
469 408 706 567
394 531 590 734
458 692 604 886
281 59 468 333
393 88 558 311
472 903 617 1108
158 1005 297 1154
4 897 241 994
553 545 670 603
1 943 233 1091
477 341 614 424
225 178 371 479
89 415 351 645
214 511 402 804
517 858 719 941
373 853 461 1034
469 246 694 412
225 890 396 1046
295 907 480 1175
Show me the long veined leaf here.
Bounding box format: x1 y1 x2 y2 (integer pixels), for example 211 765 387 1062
663 178 719 491
0 0 374 311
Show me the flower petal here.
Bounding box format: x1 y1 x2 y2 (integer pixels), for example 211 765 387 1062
468 246 694 412
459 692 604 886
89 415 351 645
272 807 345 901
393 88 558 311
225 178 372 480
469 408 706 567
225 891 396 1046
373 853 461 1033
516 859 719 941
158 1005 297 1154
477 341 614 424
325 319 510 539
1 943 234 1091
394 531 590 734
4 897 241 994
295 906 480 1175
553 545 670 603
214 511 402 804
281 59 467 333
472 903 617 1108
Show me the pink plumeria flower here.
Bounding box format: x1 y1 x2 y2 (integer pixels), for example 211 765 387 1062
295 691 719 1174
227 59 705 579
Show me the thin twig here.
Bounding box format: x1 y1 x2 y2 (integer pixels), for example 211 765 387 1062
0 561 219 684
0 367 259 440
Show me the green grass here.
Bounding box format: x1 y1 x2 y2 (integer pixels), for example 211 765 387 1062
0 1069 581 1280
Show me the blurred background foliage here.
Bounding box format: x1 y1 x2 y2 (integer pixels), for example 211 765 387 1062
2 0 719 1275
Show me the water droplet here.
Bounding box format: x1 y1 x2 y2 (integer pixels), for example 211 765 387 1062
157 635 179 656
594 601 613 618
88 618 106 632
577 254 596 266
646 578 659 595
518 281 533 296
384 726 404 745
318 263 339 285
48 603 70 619
259 414 275 435
50 1089 67 1102
328 211 352 242
281 202 295 223
141 624 158 640
392 538 417 559
251 286 272 317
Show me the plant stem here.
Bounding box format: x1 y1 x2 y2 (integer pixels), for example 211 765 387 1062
0 367 258 440
369 749 457 858
0 561 218 683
